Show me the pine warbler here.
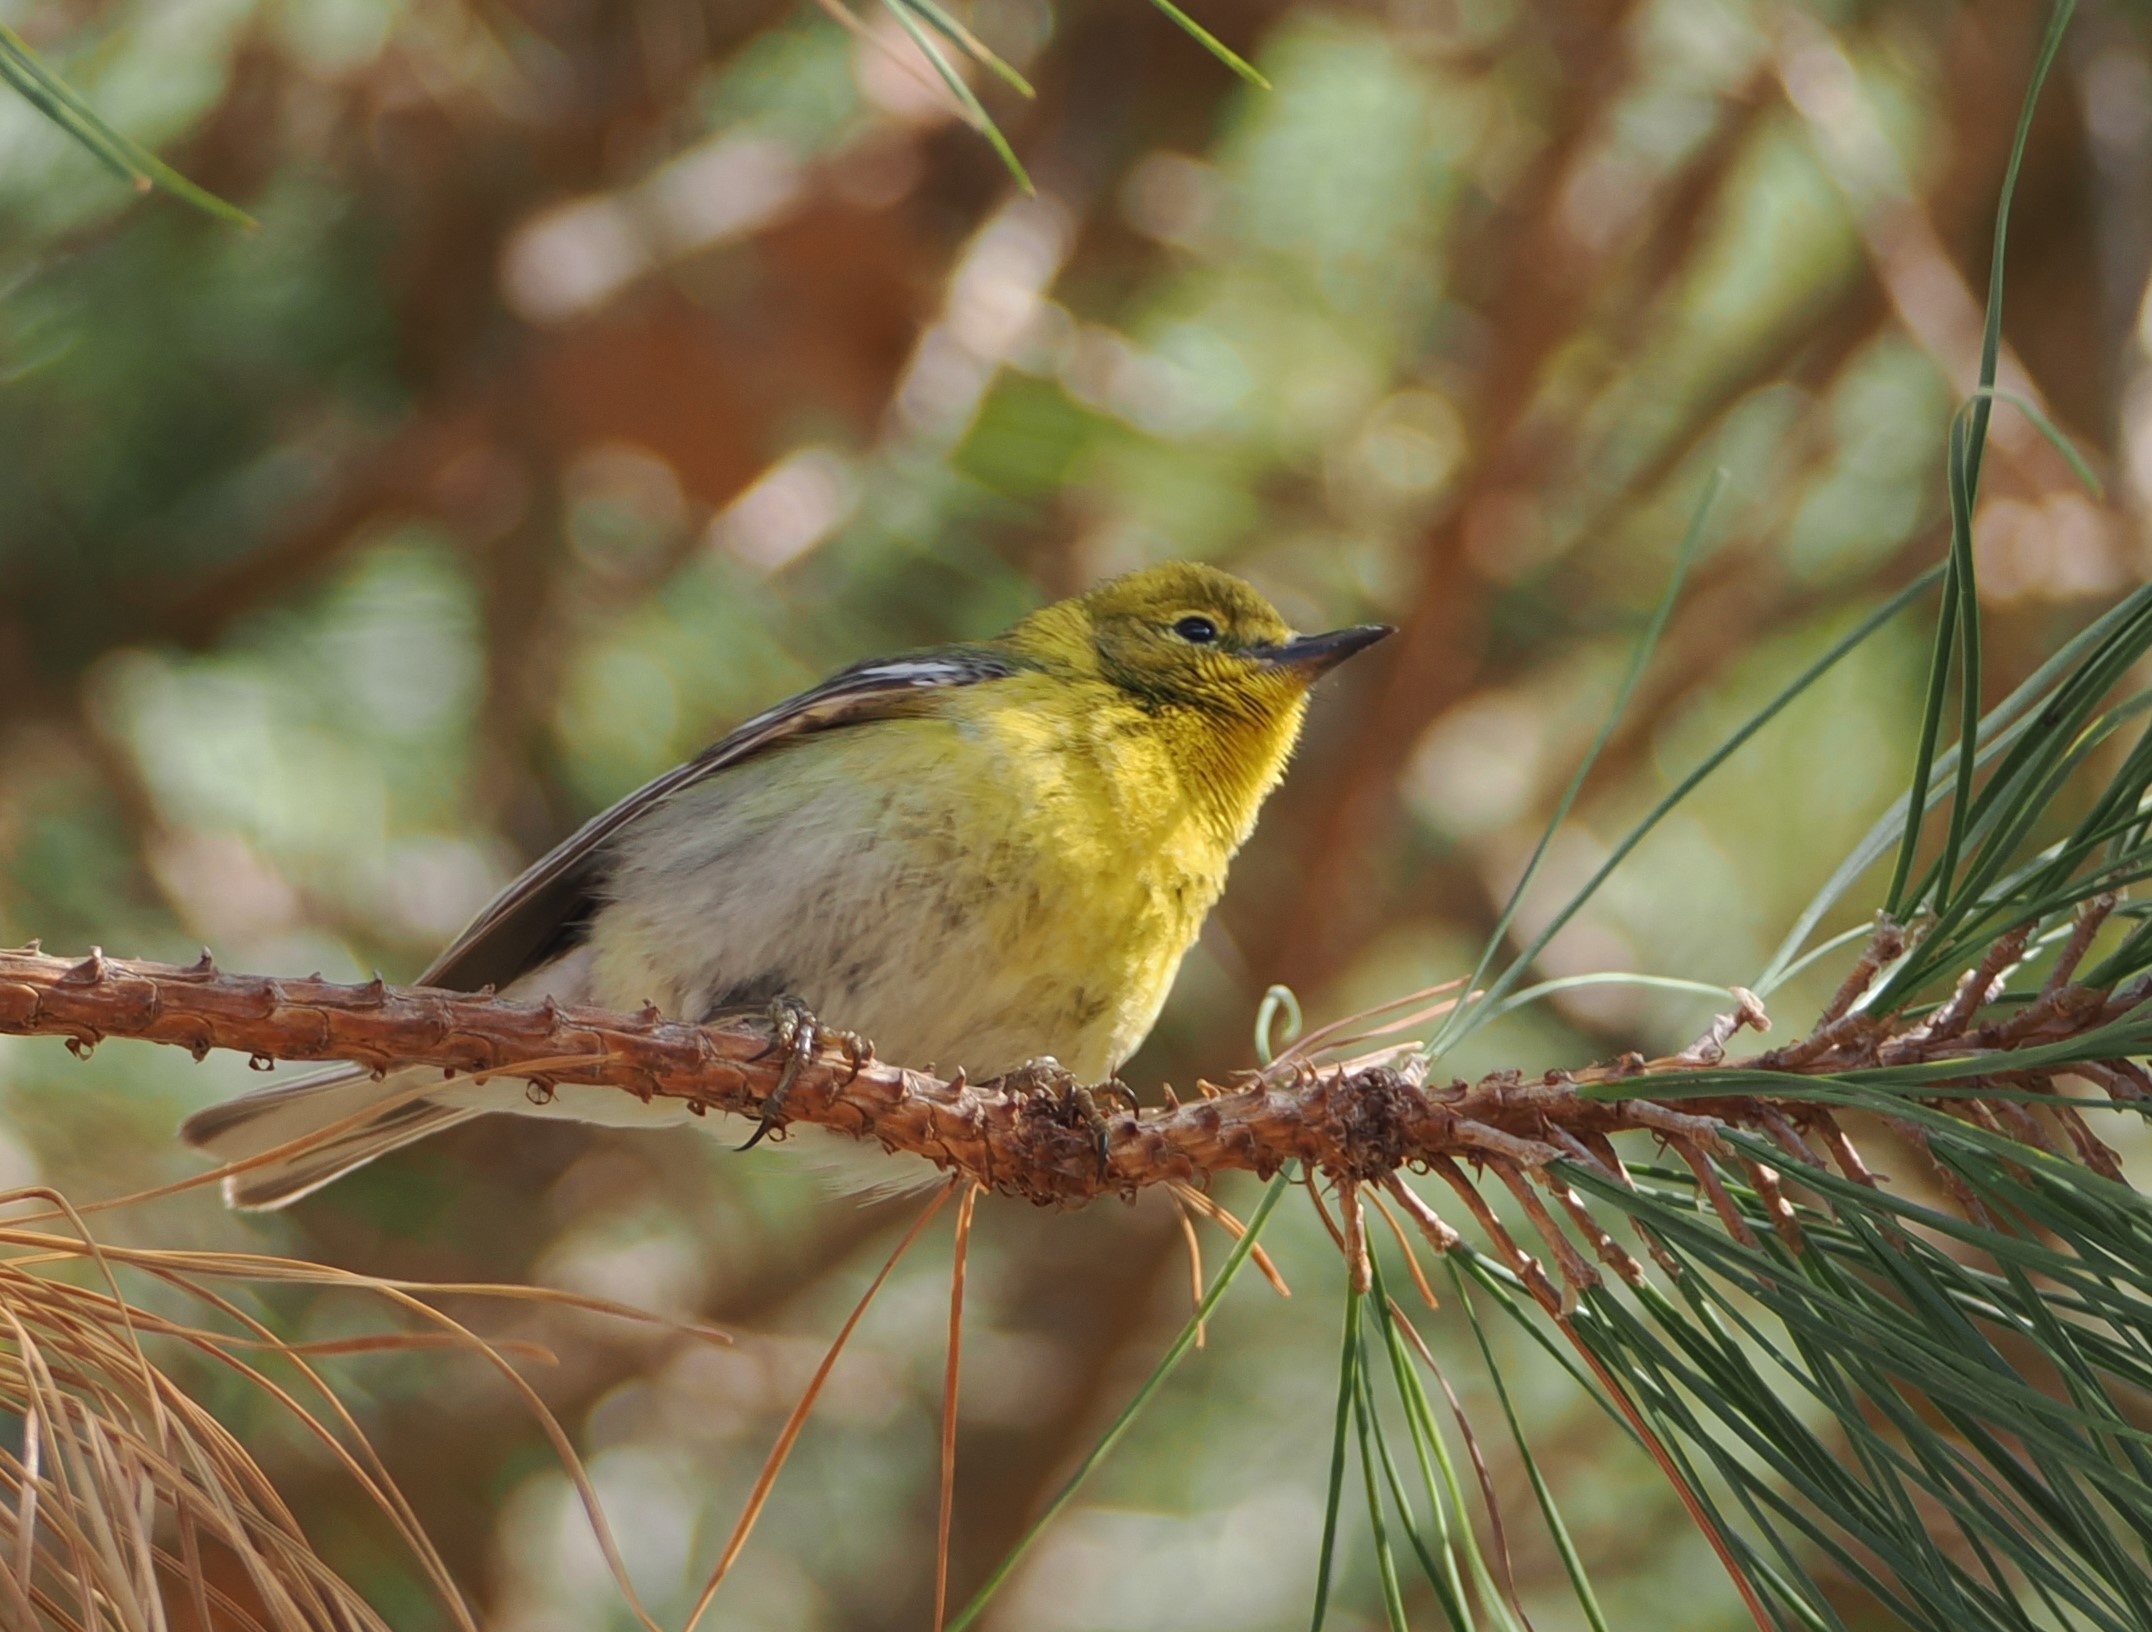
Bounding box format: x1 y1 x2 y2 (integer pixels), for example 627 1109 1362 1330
183 562 1388 1207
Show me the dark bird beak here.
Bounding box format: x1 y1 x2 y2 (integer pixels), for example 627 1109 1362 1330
1262 624 1393 676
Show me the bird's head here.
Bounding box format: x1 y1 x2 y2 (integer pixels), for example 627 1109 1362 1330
1008 561 1391 723
998 563 1390 840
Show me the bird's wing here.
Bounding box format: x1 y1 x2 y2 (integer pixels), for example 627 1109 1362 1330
421 646 1025 993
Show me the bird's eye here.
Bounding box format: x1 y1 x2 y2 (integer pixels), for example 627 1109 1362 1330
1173 615 1220 644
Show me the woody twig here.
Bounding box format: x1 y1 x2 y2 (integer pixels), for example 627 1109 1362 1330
0 944 2145 1254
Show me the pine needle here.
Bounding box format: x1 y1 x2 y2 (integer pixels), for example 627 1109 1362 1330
685 1179 956 1630
935 1183 978 1631
1167 1190 1208 1346
1167 1182 1290 1297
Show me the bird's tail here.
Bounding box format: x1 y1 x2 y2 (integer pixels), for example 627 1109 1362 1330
178 1067 481 1211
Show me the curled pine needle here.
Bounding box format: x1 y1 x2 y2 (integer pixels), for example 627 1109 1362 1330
1255 982 1303 1065
1270 977 1468 1072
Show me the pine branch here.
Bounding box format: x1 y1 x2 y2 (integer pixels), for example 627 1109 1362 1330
3 941 2143 1283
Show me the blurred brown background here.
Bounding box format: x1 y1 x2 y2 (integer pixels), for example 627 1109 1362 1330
1 0 2148 1625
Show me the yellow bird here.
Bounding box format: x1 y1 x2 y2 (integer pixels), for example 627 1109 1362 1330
182 561 1388 1207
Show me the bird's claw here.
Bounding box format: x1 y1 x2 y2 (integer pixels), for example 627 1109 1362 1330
741 995 819 1151
1001 1057 1133 1177
1000 1056 1072 1098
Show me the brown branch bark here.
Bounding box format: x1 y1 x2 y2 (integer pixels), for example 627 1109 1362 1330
0 946 2139 1219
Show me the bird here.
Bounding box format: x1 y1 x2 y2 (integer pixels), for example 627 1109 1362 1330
181 561 1389 1208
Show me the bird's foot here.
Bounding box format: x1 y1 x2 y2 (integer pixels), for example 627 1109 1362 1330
1001 1058 1135 1177
741 995 827 1151
1000 1055 1073 1099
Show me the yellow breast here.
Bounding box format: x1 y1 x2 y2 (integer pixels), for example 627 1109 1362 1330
926 671 1302 1072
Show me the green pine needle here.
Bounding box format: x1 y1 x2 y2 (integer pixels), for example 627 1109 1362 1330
945 1173 1291 1631
888 0 1036 97
0 24 255 228
878 0 1034 194
1309 1288 1361 1632
1140 0 1270 88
